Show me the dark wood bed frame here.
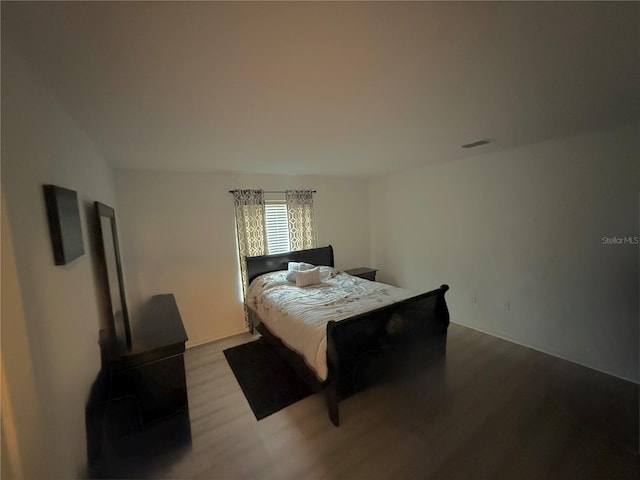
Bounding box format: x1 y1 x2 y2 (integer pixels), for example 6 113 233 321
246 245 450 426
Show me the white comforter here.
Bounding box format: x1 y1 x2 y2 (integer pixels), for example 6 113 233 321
245 267 415 381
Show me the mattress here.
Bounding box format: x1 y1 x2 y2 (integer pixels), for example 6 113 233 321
245 267 415 381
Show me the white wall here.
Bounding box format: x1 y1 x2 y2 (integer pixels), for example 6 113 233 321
115 170 371 346
1 43 119 478
371 126 639 383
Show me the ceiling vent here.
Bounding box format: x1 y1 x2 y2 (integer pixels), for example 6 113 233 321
462 139 491 149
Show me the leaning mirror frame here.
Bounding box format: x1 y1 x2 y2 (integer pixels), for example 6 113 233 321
94 201 132 352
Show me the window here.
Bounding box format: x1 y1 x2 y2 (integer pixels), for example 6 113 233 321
265 202 290 254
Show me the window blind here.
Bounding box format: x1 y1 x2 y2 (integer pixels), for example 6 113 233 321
265 203 290 254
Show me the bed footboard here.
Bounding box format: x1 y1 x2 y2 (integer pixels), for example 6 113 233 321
325 284 450 426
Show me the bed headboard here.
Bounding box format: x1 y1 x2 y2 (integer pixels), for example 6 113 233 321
245 245 334 285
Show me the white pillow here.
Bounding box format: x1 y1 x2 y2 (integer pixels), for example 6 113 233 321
295 267 321 287
285 261 315 282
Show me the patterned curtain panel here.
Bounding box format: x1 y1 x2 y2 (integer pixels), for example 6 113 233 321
286 189 317 251
232 189 268 328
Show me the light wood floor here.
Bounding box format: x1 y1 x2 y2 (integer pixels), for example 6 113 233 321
99 323 640 479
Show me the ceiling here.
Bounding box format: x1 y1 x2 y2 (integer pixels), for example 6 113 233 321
2 2 639 178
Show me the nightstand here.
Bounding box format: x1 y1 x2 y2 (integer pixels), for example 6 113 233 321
345 267 377 281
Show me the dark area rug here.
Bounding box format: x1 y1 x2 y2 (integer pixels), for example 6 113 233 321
223 338 314 420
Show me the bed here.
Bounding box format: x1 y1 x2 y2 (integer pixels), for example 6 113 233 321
245 245 450 426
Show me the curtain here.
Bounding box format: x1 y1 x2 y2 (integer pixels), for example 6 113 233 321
286 189 317 251
232 189 268 328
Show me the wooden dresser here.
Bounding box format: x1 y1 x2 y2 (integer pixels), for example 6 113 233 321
109 294 189 426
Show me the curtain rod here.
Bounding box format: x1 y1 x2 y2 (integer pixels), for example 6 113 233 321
228 190 316 194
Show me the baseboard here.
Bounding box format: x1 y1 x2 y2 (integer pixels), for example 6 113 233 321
186 328 251 349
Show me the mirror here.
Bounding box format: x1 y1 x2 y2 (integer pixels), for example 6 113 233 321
95 202 131 352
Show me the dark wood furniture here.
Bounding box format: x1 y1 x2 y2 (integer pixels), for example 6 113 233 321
109 294 189 426
87 295 190 476
89 200 190 471
93 202 189 427
88 202 190 476
245 246 450 427
344 266 377 281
